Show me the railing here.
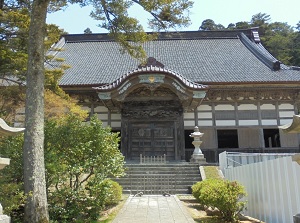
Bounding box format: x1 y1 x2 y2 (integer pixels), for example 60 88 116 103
129 174 177 195
185 147 300 163
219 151 296 174
140 154 166 164
225 155 300 223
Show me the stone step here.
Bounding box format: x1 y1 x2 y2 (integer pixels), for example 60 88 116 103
115 163 202 195
115 180 200 185
118 174 200 179
125 188 192 195
125 166 200 171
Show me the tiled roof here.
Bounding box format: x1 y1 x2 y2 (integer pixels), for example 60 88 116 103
51 29 300 87
94 66 208 91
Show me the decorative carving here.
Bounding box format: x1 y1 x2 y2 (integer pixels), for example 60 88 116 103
127 87 177 98
172 81 186 93
229 91 239 101
118 81 132 94
143 83 162 92
98 92 111 100
122 109 181 119
122 100 182 119
193 91 206 99
123 100 182 109
138 57 164 68
205 89 297 102
139 74 165 84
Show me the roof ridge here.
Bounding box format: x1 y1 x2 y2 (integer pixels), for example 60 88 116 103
239 32 281 71
62 28 258 42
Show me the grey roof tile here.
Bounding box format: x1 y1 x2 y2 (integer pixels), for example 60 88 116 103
50 30 300 87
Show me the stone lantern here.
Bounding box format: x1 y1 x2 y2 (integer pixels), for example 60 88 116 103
189 126 206 164
0 118 25 223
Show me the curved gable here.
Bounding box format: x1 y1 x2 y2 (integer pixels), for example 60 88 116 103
94 65 208 111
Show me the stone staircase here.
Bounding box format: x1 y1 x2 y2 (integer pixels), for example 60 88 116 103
114 163 202 195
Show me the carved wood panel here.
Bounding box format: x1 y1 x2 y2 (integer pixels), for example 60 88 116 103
121 97 184 160
129 122 176 160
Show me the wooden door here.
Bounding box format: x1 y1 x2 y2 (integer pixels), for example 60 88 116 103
129 122 176 160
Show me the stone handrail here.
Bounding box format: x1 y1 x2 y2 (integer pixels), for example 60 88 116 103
140 154 166 164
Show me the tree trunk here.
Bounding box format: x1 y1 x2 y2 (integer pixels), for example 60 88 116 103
23 0 49 222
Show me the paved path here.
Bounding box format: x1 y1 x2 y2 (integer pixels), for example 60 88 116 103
112 195 195 223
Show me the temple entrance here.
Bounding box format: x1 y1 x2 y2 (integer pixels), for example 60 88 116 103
129 121 176 160
120 87 185 161
95 70 208 161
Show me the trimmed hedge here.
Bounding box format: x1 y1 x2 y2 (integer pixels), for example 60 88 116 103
192 179 247 222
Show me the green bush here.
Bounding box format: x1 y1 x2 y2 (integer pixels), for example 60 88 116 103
0 134 26 223
102 179 122 206
48 179 122 222
191 181 203 203
192 179 247 222
0 115 125 222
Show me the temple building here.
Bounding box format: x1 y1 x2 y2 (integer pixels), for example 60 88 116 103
48 28 300 162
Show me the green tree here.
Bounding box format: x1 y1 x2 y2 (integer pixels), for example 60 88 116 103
199 19 224 31
23 0 194 222
45 115 124 222
290 30 300 66
0 134 26 222
296 21 300 31
83 27 92 34
235 21 250 29
261 22 294 64
0 5 68 122
198 14 300 67
0 7 29 80
0 115 123 222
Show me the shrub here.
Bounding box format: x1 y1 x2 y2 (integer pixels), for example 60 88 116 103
101 179 122 206
191 181 203 203
45 115 125 222
192 179 247 222
48 179 122 222
0 134 26 223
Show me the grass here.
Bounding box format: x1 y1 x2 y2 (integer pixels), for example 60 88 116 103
179 196 222 223
180 166 229 223
203 166 222 179
96 194 129 223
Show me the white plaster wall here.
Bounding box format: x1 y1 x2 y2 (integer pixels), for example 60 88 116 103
215 120 235 126
197 120 213 127
280 119 293 125
278 103 294 110
238 104 257 110
215 104 235 110
111 113 121 120
261 120 277 125
184 120 196 127
97 114 108 120
184 113 195 119
197 112 212 119
110 121 121 128
279 111 295 118
94 106 108 112
260 104 275 110
197 105 212 111
238 120 259 126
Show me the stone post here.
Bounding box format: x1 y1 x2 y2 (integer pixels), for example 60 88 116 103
0 158 11 223
0 118 24 223
190 126 206 164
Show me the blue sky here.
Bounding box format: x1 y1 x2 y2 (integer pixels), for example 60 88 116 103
46 0 300 34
